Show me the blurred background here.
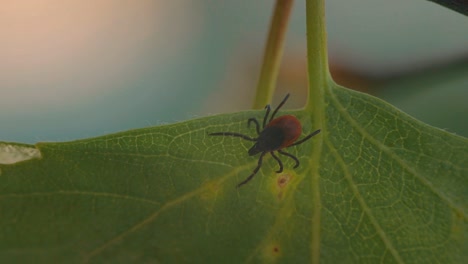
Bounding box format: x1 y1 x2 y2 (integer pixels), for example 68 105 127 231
1 0 467 143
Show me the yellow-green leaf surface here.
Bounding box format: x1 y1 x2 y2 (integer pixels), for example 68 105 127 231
1 84 466 263
1 0 466 263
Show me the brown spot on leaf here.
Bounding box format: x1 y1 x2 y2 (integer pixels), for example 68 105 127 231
277 173 291 188
276 173 293 200
262 242 281 259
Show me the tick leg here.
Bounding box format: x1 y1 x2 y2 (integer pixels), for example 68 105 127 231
278 149 300 168
237 152 266 188
269 93 290 122
270 151 283 173
288 129 321 147
262 104 271 128
209 132 257 142
247 118 261 135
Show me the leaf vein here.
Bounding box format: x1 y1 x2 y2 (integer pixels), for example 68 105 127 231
327 88 467 219
326 139 404 263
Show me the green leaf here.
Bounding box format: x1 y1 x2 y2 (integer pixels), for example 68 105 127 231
1 0 466 263
1 84 466 263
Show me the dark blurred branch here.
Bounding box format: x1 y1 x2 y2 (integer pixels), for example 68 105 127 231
427 0 468 16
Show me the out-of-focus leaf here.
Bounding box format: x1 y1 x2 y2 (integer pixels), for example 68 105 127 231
427 0 468 16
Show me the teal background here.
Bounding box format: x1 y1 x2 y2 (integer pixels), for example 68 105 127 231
0 0 467 143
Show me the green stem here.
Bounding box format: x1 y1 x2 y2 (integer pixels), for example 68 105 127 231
305 0 328 263
306 0 328 113
253 0 294 109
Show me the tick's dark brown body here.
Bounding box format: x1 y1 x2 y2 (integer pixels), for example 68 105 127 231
209 94 321 187
248 115 301 156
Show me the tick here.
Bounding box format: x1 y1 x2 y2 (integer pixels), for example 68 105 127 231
209 93 321 188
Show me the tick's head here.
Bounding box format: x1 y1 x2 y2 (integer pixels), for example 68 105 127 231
248 143 262 156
